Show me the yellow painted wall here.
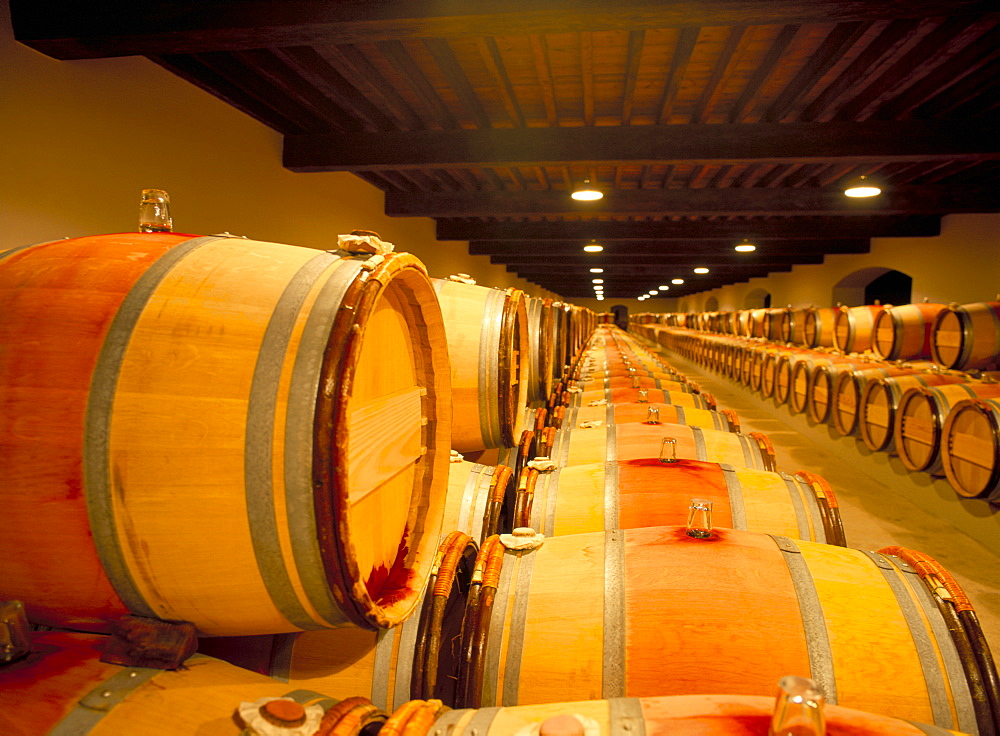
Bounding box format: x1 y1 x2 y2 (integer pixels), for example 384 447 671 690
675 214 1000 313
0 4 557 298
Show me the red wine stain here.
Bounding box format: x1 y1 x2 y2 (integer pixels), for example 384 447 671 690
364 527 416 607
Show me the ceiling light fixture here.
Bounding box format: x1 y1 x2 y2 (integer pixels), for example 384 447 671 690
649 290 659 295
843 175 882 198
735 239 756 252
671 278 684 285
571 179 603 201
694 267 710 274
583 241 604 253
589 268 604 273
596 295 604 301
592 278 604 283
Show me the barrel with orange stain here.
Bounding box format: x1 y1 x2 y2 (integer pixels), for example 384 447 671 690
460 526 985 734
0 233 451 635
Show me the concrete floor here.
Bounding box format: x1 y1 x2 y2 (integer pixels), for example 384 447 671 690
633 336 1000 655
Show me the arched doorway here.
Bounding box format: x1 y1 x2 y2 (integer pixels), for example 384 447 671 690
833 267 912 306
744 288 771 309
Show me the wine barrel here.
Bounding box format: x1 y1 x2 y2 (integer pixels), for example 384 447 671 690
859 373 969 453
762 347 811 400
0 631 345 735
574 401 735 434
458 527 990 734
444 462 516 544
434 279 530 452
941 397 1000 498
833 305 885 353
0 233 450 635
520 460 842 543
747 308 770 338
789 354 857 416
932 302 1000 371
896 383 1000 475
605 386 714 409
424 693 960 736
562 421 775 472
807 358 889 425
873 303 948 361
761 307 790 341
778 308 810 345
803 307 838 348
524 296 555 402
831 362 938 436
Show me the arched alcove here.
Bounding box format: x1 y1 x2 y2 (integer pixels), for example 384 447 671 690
832 267 912 306
744 289 771 309
610 304 629 330
705 296 719 311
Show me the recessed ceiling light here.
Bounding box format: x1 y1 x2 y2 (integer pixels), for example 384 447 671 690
735 239 756 252
596 295 604 301
592 278 604 283
583 243 604 253
571 180 603 201
694 267 710 274
843 175 882 198
649 290 659 295
671 278 684 285
589 268 604 273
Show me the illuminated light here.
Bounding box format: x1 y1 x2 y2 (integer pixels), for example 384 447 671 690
596 295 605 301
583 243 604 253
649 290 659 295
735 239 756 252
843 175 882 198
694 267 710 274
671 278 684 285
571 180 603 201
658 285 669 290
589 268 604 273
592 278 604 283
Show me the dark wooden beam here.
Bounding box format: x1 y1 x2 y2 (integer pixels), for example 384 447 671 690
509 264 795 275
492 254 826 265
12 0 995 59
388 187 999 218
470 239 868 256
283 121 1000 171
437 216 941 240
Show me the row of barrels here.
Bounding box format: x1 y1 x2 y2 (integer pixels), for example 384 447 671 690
635 302 1000 372
7 323 998 733
634 318 1000 500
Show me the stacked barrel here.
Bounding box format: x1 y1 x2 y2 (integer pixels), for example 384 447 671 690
1 233 996 735
638 302 1000 502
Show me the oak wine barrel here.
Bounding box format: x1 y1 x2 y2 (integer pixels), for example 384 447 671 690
0 233 451 635
896 383 1000 475
456 526 992 734
803 307 838 348
434 279 530 452
873 303 948 361
941 397 1000 499
859 373 969 453
830 362 939 436
423 694 961 736
833 305 885 354
932 302 1000 371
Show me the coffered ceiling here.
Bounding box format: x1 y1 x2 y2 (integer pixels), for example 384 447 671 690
12 1 1000 298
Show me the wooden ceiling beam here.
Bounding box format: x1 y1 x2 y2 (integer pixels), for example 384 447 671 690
492 254 826 265
386 186 999 218
14 1 995 60
283 120 1000 171
437 216 941 240
471 238 868 255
